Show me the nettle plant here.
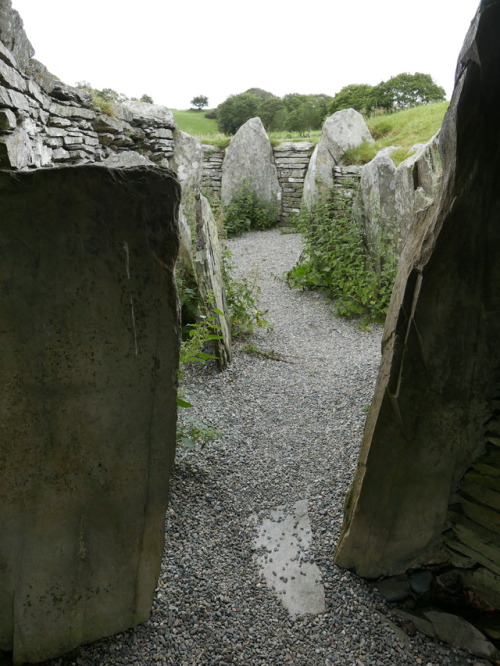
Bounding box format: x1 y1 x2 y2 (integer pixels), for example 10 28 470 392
223 182 280 237
287 189 398 324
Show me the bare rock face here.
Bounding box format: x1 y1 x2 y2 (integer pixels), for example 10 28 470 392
0 165 181 664
221 117 281 207
335 0 500 580
303 108 373 209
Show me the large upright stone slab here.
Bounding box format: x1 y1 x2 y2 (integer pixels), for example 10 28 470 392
395 135 442 252
0 165 181 664
221 116 281 207
353 150 397 263
303 108 373 209
335 0 500 578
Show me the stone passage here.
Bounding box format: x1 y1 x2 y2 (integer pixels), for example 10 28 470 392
0 165 180 664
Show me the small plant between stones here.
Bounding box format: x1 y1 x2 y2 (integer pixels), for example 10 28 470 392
223 181 280 237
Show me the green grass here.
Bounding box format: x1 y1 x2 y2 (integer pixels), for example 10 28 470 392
343 101 449 166
171 109 230 147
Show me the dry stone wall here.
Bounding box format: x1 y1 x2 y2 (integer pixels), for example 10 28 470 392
202 143 224 196
0 3 175 171
274 142 314 221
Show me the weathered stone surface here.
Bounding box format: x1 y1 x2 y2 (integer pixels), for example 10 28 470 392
0 0 34 70
303 109 373 209
252 500 326 617
395 135 442 252
0 54 25 91
0 106 15 129
221 117 281 208
49 102 95 120
0 126 34 168
395 609 500 660
353 150 397 262
194 194 231 368
118 100 176 128
171 129 203 193
0 165 181 664
92 113 128 134
101 150 154 168
335 0 500 578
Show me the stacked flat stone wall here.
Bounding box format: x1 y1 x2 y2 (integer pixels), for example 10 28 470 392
274 141 314 221
200 141 315 222
0 38 174 170
201 143 224 196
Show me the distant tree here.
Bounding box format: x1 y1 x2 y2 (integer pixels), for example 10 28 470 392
216 92 260 134
369 73 446 112
327 84 374 115
282 93 309 112
140 94 154 104
258 97 286 130
244 87 275 101
191 95 209 110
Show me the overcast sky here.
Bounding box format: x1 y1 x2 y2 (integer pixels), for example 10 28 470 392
12 0 479 110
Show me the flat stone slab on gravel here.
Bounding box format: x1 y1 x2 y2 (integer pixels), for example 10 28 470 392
252 499 326 617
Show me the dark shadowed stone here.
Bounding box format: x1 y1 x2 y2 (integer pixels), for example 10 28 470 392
335 1 500 578
0 165 181 664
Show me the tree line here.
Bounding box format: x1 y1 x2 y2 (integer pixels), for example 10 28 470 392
202 73 445 135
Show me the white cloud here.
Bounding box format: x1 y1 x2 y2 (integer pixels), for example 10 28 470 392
12 0 479 109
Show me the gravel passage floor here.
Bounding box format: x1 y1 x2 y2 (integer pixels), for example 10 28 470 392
44 229 477 666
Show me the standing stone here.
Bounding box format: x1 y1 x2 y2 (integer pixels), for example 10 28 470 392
0 165 181 664
395 135 442 252
221 117 281 208
303 108 373 209
194 194 232 369
335 0 500 580
353 150 397 265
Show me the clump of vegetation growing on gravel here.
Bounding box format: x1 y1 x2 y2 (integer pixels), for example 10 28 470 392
223 183 280 237
287 195 397 324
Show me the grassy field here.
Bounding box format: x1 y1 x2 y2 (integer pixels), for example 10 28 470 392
344 101 449 165
171 109 230 146
172 103 450 163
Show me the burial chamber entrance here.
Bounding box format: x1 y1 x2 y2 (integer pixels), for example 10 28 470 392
334 0 500 651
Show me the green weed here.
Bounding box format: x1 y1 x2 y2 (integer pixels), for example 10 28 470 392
287 192 397 323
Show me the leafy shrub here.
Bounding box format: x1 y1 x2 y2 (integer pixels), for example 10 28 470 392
287 193 397 323
221 248 268 338
223 184 280 237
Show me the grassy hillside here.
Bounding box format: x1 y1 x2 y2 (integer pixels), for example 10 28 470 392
344 101 449 166
171 109 229 147
172 102 450 162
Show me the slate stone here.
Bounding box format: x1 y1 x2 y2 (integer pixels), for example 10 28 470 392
0 165 181 664
335 0 500 578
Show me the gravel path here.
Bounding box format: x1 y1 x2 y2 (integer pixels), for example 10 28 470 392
45 229 477 666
